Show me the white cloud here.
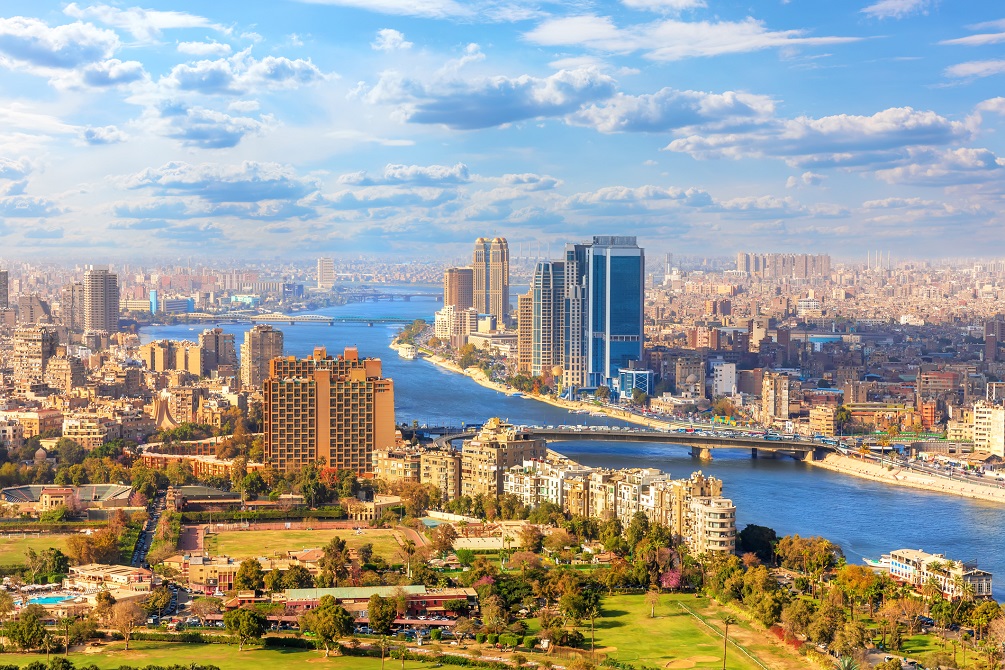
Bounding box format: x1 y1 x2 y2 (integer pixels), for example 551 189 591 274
144 105 275 148
120 161 320 202
82 125 127 144
786 171 826 188
77 58 146 86
875 147 1005 185
338 163 470 185
178 41 233 56
977 97 1005 114
63 3 229 42
371 29 412 51
861 0 931 20
622 0 706 11
523 14 858 61
945 60 1005 80
0 16 118 70
572 87 775 133
292 0 471 19
162 49 329 95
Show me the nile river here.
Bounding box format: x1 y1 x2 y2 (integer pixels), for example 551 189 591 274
140 286 1005 599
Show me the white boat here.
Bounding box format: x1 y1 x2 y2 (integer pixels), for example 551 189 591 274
398 343 417 359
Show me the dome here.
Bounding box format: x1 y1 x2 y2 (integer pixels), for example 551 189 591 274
34 447 47 462
685 373 699 384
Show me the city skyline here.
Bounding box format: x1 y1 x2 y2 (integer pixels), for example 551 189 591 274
1 1 1005 259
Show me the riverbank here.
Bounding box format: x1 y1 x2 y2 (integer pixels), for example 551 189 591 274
807 452 1005 504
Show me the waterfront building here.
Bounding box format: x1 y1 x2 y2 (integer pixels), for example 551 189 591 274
472 237 509 326
317 258 336 289
712 362 737 397
516 292 533 374
688 497 737 554
530 260 564 378
372 446 422 483
0 270 7 309
460 418 546 498
762 372 794 423
83 265 119 333
809 406 837 437
617 365 654 401
887 548 994 599
561 237 645 391
433 304 478 349
264 346 395 474
240 324 284 389
443 267 474 311
972 400 1005 457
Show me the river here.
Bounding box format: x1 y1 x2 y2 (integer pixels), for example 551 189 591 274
140 285 1005 599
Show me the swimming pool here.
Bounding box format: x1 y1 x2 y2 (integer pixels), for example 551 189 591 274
16 595 69 606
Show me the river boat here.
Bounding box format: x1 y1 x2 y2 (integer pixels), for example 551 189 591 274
398 343 417 359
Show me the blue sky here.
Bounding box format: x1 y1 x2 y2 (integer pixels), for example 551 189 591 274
1 0 1004 261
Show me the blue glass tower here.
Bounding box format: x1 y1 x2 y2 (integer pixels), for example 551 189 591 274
586 236 645 388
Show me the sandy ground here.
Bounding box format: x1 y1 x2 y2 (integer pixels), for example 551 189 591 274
807 452 1005 504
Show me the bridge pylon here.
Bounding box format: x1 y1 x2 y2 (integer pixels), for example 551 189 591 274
691 446 712 460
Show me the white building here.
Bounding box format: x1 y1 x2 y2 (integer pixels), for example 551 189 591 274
712 362 737 397
972 400 1005 457
689 497 736 554
888 548 994 599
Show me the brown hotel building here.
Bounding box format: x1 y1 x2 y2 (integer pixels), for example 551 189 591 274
264 346 395 474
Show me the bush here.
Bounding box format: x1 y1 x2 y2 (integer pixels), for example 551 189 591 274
486 634 498 644
475 633 486 643
429 629 442 641
498 634 519 647
521 635 538 649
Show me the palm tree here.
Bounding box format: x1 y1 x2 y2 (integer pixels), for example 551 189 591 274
401 540 416 579
722 615 737 670
836 657 860 670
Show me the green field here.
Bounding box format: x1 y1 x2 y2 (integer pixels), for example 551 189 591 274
0 533 72 565
6 641 421 670
590 593 808 670
203 529 404 561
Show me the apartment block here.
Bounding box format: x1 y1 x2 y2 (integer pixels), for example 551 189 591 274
460 418 546 498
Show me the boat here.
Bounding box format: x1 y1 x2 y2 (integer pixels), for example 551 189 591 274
397 343 417 359
511 392 524 397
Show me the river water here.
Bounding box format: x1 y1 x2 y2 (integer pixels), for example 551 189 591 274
140 285 1005 599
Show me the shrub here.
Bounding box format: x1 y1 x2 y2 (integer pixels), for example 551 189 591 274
486 634 498 644
429 629 442 641
475 633 486 643
498 634 519 647
521 635 538 649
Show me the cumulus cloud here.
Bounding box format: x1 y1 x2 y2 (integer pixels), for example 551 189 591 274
523 14 858 61
622 0 705 10
786 171 826 188
178 41 233 56
362 67 616 129
664 107 972 168
0 158 32 180
63 3 229 42
861 0 932 19
338 163 470 185
0 195 63 217
500 173 562 190
371 29 412 51
945 60 1005 80
150 105 272 148
0 16 118 70
82 125 127 144
121 161 321 202
874 147 1005 186
571 87 775 133
327 186 455 210
292 0 471 19
78 58 146 86
566 184 713 211
162 49 328 95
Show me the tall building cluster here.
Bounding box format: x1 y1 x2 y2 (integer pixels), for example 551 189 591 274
436 238 510 347
519 236 646 395
736 253 831 279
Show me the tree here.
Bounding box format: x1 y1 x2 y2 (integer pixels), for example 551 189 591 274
368 594 397 670
645 590 661 618
519 525 544 552
110 601 144 651
144 585 172 616
737 525 777 565
300 595 355 656
190 597 222 624
722 615 737 670
283 564 315 590
234 558 265 592
224 607 267 651
431 524 458 556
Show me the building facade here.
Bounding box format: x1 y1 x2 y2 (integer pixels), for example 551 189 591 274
472 237 509 326
460 418 546 498
240 324 284 389
83 265 119 334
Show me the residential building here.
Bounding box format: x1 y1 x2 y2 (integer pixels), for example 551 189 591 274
712 362 737 397
419 448 462 502
264 346 395 474
13 325 59 384
240 324 284 389
516 292 533 374
973 400 1005 457
83 265 119 333
460 418 546 498
530 260 564 378
762 372 794 423
0 270 6 309
809 405 838 437
688 497 736 554
443 267 474 311
888 549 993 599
372 447 422 483
199 328 238 375
317 258 336 290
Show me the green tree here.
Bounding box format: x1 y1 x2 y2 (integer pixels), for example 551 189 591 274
224 607 267 651
144 585 172 616
368 594 397 670
234 558 266 593
300 595 355 656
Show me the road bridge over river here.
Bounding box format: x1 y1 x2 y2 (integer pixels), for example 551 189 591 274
435 428 834 461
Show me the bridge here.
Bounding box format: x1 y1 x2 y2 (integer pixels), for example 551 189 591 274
173 313 415 326
435 428 832 461
340 289 442 303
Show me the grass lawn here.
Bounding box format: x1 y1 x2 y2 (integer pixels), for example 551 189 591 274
0 533 72 565
589 593 809 670
6 641 421 670
203 529 403 561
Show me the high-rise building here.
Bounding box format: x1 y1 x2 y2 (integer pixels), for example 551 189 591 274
317 258 336 290
13 325 59 384
460 418 546 498
0 270 7 309
516 292 533 375
564 236 645 389
83 266 119 333
736 253 830 279
240 324 284 389
472 237 509 325
199 328 237 374
443 267 474 311
761 372 794 423
17 295 52 325
264 346 396 474
530 260 564 378
60 282 85 331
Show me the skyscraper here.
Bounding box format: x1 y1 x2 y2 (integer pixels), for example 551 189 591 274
264 346 395 474
317 258 335 289
240 324 284 389
563 237 645 390
472 237 509 325
530 260 564 378
13 325 58 384
60 282 84 331
83 266 119 333
0 270 8 309
443 267 473 310
199 327 238 375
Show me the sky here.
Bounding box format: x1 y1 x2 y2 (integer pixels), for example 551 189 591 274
1 0 1005 262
